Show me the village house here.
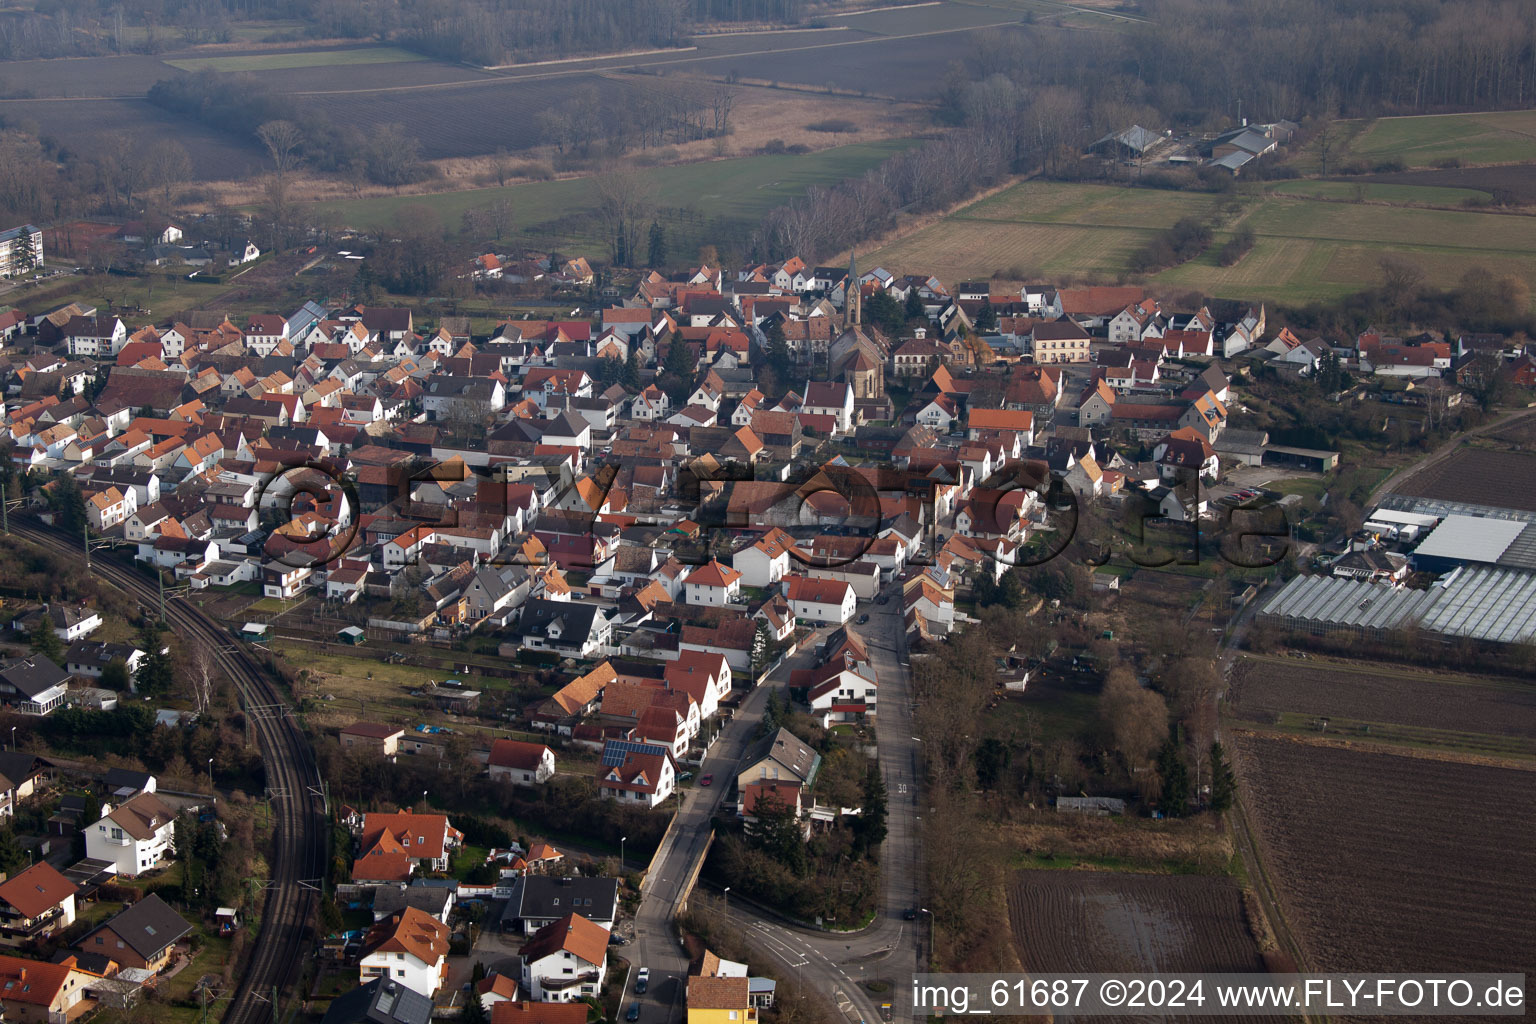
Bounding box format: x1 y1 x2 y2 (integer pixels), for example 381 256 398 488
359 907 450 998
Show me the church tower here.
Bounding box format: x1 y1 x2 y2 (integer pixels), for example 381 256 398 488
847 251 860 327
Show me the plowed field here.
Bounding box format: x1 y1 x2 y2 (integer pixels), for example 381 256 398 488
1234 735 1536 977
1008 870 1262 974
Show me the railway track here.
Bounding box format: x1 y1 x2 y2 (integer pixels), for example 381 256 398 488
13 520 327 1024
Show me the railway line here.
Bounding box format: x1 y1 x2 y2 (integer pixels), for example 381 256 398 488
13 520 327 1024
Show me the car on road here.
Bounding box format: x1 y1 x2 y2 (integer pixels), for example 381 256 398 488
627 1003 642 1021
636 968 649 994
609 933 628 945
700 773 713 786
856 613 869 624
903 908 917 920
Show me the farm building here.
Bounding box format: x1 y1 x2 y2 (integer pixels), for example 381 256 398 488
1362 507 1440 543
337 626 367 645
1260 445 1339 472
1258 566 1536 645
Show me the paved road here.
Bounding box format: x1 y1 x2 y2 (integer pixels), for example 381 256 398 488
628 580 924 1024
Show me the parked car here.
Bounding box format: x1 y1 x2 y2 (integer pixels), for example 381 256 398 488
856 613 869 624
678 770 693 782
609 933 628 945
903 908 917 921
700 774 713 786
636 968 650 994
627 1003 642 1021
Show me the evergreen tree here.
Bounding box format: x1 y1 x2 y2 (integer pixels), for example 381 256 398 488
647 221 667 268
29 616 63 664
973 299 998 333
0 826 24 875
99 656 131 691
1157 735 1191 816
973 738 1011 790
765 320 792 384
134 621 174 696
904 288 926 323
464 991 487 1024
852 762 888 856
864 291 904 335
49 472 86 535
747 791 807 875
1209 741 1236 813
12 230 37 275
623 349 642 390
319 896 344 936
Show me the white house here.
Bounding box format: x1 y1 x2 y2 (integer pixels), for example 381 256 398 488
597 740 676 808
488 740 556 786
801 381 853 434
359 906 450 997
784 575 856 626
664 650 733 722
85 791 178 877
519 912 610 1002
732 528 793 588
683 559 743 606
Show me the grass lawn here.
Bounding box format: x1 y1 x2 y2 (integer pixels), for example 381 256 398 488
4 270 240 321
314 138 920 244
1344 109 1536 168
868 177 1536 308
165 46 427 72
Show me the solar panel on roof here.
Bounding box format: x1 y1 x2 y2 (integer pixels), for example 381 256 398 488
600 739 669 767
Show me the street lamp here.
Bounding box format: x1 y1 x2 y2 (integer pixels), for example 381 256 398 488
207 758 214 791
9 726 14 752
620 835 627 873
723 886 730 917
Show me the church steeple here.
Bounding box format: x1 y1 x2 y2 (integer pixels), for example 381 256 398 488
847 251 860 327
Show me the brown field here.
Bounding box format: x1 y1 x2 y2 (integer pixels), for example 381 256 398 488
1230 656 1536 741
1008 870 1263 974
1234 734 1536 976
0 3 1000 182
1389 447 1536 512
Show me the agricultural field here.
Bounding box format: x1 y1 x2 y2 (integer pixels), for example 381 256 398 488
1348 164 1536 203
1269 180 1492 205
1234 735 1536 977
1389 448 1536 513
317 137 919 245
1229 655 1536 757
867 178 1536 307
164 46 427 72
1345 109 1536 168
1008 870 1263 973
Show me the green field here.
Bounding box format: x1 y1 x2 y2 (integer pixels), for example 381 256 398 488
867 177 1536 307
314 138 921 246
1347 109 1536 167
1270 180 1491 204
165 46 426 72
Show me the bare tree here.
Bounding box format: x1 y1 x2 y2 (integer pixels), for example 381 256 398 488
186 641 215 715
148 141 192 205
709 81 738 136
256 120 304 178
1378 255 1425 308
595 164 656 266
1100 666 1168 767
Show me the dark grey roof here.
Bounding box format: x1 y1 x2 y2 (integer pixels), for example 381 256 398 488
105 768 154 792
320 978 433 1024
504 875 618 926
520 598 602 641
372 883 453 920
86 893 192 959
0 656 69 699
0 752 50 786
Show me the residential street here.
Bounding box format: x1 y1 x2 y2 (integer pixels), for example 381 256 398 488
628 578 923 1024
